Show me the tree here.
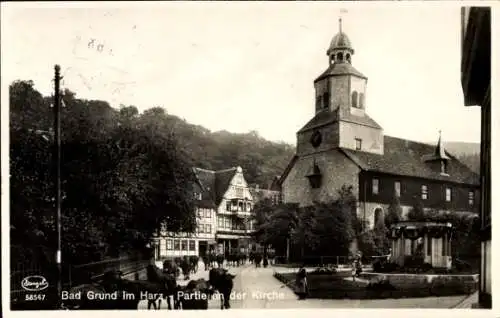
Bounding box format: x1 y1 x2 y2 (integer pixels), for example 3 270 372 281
407 197 426 221
385 191 403 226
10 81 197 265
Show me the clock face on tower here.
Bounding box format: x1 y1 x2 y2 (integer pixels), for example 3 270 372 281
310 130 322 148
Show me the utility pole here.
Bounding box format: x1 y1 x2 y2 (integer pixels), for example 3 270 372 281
53 65 62 308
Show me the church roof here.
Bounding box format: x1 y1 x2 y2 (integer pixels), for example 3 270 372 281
278 136 479 187
329 32 353 50
297 109 382 133
193 167 239 207
339 136 479 185
314 62 367 83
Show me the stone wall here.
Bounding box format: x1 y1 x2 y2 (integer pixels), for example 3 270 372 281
282 149 360 207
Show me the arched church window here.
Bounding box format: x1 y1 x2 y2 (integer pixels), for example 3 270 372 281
336 52 343 62
323 92 330 109
359 92 365 109
352 91 358 108
374 208 384 227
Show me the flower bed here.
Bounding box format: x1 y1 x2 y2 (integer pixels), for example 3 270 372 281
274 271 478 299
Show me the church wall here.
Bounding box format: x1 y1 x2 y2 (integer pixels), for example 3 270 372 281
359 172 480 214
282 149 360 207
314 79 329 112
338 121 384 154
329 76 350 112
296 123 339 156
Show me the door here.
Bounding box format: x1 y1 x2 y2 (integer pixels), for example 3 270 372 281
199 241 207 257
432 238 442 268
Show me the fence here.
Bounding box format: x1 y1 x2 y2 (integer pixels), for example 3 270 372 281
273 255 352 266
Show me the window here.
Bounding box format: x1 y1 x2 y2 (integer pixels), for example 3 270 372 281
394 181 401 197
352 91 358 108
346 53 351 63
359 92 365 109
226 201 231 211
445 187 452 202
336 52 343 61
316 96 321 110
206 224 211 233
441 161 448 174
235 187 243 197
225 218 230 229
468 191 474 205
427 237 431 256
181 240 188 251
173 240 180 251
421 185 428 200
189 240 196 251
197 209 203 218
372 178 379 195
246 202 251 212
218 217 223 228
355 138 362 150
323 92 330 109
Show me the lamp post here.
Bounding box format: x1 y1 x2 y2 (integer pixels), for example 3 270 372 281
53 65 62 308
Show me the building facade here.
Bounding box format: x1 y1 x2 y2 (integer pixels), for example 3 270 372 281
279 18 480 233
152 166 257 259
461 6 491 309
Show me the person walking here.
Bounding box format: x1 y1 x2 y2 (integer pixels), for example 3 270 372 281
295 267 308 300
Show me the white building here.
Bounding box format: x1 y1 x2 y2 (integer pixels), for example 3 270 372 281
152 166 257 259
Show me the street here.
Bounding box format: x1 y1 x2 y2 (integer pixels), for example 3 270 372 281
137 263 474 309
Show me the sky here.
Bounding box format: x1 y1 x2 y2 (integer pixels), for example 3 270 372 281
2 2 483 145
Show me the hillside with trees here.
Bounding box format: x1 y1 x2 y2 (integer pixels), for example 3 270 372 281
10 79 296 263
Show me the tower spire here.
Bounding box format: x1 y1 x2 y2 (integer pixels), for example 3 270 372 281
339 17 342 33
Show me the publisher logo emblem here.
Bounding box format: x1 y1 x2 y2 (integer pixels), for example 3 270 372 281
21 276 49 292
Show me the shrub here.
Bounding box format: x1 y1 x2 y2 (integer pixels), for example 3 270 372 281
310 267 337 275
366 279 397 291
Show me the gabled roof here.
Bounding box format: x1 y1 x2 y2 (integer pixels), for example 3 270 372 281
193 166 240 207
340 136 479 185
314 63 367 83
214 167 238 205
277 136 479 188
297 109 382 133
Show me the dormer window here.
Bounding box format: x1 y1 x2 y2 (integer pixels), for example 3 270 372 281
352 91 358 108
336 52 343 61
316 96 321 110
441 161 449 174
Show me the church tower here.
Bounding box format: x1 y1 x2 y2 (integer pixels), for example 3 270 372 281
297 17 384 156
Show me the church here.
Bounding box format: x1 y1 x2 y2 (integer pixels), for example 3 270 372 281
279 19 480 230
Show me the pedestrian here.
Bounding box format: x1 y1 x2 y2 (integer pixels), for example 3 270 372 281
263 255 269 268
351 260 357 281
295 267 308 300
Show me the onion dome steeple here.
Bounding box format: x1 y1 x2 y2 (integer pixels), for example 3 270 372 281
327 17 355 65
